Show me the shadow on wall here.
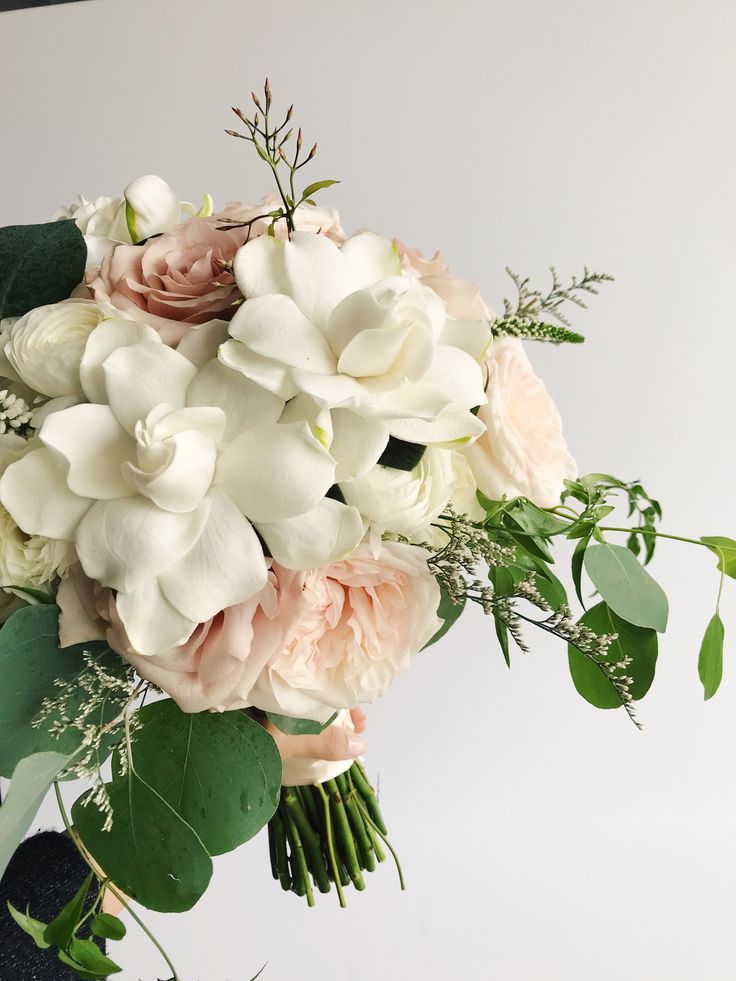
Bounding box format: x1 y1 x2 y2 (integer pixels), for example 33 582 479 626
1 1 91 11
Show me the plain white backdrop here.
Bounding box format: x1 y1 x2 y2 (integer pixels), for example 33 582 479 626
2 1 736 978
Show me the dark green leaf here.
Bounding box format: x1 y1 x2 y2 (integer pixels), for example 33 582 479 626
57 948 105 980
44 871 94 949
300 179 340 199
571 535 590 607
701 536 736 580
6 903 50 949
377 437 426 471
698 613 724 700
0 604 128 777
0 751 72 880
73 772 212 913
266 711 337 736
423 588 465 648
515 499 569 536
90 913 126 942
0 221 87 319
494 617 511 667
120 700 282 856
567 602 658 709
584 543 668 632
67 938 122 975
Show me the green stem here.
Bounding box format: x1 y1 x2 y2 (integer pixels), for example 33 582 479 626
53 782 181 981
315 784 345 908
337 772 375 872
282 787 331 894
349 761 388 835
599 525 706 549
270 807 291 892
281 803 308 900
324 779 364 890
353 795 405 891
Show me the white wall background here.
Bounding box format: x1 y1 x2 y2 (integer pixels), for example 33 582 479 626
2 1 736 979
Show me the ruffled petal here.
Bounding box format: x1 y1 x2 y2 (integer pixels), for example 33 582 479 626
216 421 335 522
218 340 299 401
159 488 268 623
229 294 337 373
0 448 91 540
80 318 162 404
330 409 390 482
340 231 402 287
40 403 135 500
102 340 196 434
76 496 211 593
187 358 284 442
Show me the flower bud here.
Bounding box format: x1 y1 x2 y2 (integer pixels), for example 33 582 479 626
124 175 181 244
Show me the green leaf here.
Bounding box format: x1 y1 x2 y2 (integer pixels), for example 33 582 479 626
567 603 658 709
6 903 50 949
300 179 340 199
90 912 126 942
423 587 465 649
494 617 511 667
0 604 129 777
44 871 94 949
57 948 105 980
515 499 569 537
2 585 55 604
0 221 87 319
0 751 72 879
571 534 591 607
377 436 426 471
72 771 213 913
67 938 122 975
701 536 736 580
584 543 668 632
128 700 282 855
698 613 724 700
266 711 337 736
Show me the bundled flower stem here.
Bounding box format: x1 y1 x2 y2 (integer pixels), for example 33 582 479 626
268 762 400 907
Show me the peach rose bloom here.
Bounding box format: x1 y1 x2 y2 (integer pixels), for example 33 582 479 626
87 218 245 347
396 240 493 321
464 337 577 508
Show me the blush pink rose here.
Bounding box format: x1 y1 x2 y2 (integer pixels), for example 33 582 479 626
396 240 493 321
215 195 346 244
463 337 577 507
57 563 282 713
87 217 246 347
248 541 442 723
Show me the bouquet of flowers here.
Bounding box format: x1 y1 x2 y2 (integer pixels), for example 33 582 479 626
0 81 732 979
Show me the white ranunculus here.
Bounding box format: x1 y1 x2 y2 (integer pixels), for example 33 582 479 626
0 332 362 657
5 299 105 398
464 337 577 507
219 230 490 468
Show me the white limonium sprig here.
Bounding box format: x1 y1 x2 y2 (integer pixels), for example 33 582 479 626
0 389 34 437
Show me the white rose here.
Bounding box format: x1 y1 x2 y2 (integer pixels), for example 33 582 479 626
464 337 577 507
220 230 490 459
5 299 105 397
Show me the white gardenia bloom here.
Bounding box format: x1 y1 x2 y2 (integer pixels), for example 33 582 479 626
4 299 105 397
0 325 361 657
219 231 490 474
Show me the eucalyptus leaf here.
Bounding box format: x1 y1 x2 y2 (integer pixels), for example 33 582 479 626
567 603 658 709
701 536 736 580
0 751 72 880
73 772 213 913
377 436 426 471
267 711 337 736
0 604 128 777
698 612 724 700
584 543 668 632
0 221 87 319
118 700 282 856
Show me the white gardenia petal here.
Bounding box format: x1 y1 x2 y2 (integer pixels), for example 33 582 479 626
256 498 364 570
219 340 299 401
282 231 357 329
173 319 229 368
388 410 486 446
80 319 162 404
115 581 197 657
340 231 402 287
330 409 390 481
439 319 492 360
76 496 211 593
423 345 487 410
0 448 91 540
216 421 336 523
159 488 268 623
228 294 337 374
40 403 135 500
233 234 289 298
123 428 218 513
187 358 284 442
102 340 196 434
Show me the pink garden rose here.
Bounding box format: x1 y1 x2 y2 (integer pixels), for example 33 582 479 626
58 540 441 720
248 541 442 723
464 337 577 508
396 240 493 321
87 218 245 347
